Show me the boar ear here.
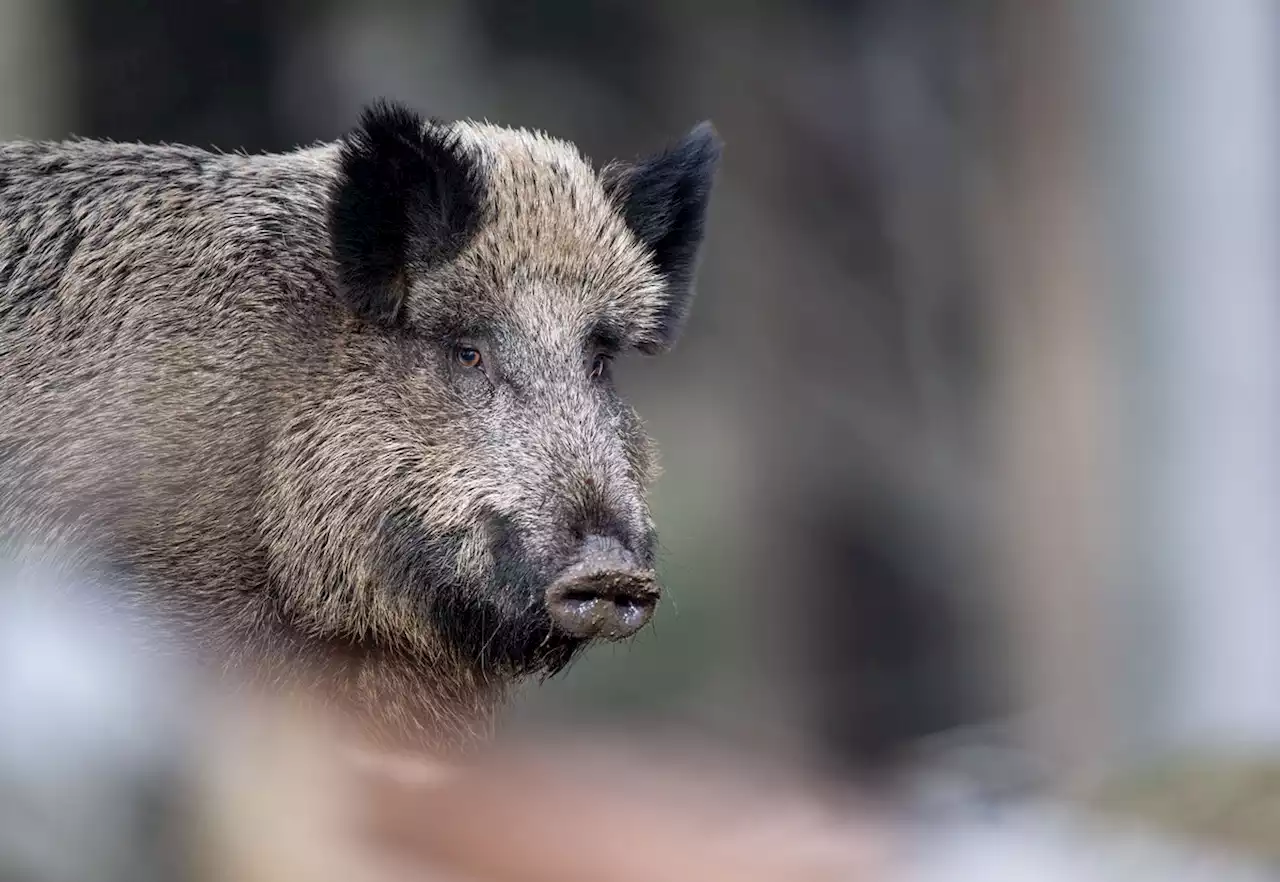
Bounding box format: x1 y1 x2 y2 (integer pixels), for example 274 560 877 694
328 100 485 326
601 122 722 350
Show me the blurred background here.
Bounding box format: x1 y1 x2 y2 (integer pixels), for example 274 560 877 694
3 0 1280 875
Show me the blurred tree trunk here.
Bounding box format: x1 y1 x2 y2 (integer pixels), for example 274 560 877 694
0 0 73 140
978 0 1119 791
1086 0 1280 757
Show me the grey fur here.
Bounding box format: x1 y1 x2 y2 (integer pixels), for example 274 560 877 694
0 102 721 752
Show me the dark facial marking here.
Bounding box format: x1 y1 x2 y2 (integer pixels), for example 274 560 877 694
376 505 469 610
378 507 580 675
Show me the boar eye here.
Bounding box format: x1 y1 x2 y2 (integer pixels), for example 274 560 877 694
589 353 611 381
455 346 483 369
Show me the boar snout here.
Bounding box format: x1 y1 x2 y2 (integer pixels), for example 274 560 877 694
543 535 659 641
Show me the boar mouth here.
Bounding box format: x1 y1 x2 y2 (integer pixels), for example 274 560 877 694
543 537 661 642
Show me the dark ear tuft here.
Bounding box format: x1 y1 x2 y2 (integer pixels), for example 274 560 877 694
328 100 486 326
602 122 723 350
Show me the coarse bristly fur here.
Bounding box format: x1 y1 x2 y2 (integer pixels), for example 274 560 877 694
0 99 722 753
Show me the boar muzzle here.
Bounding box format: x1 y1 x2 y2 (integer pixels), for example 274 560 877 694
543 535 659 641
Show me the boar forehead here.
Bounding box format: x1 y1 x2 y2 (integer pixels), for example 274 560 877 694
404 121 669 349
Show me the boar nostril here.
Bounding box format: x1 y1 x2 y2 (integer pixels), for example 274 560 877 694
544 535 660 641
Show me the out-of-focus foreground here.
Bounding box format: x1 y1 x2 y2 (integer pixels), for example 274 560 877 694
2 565 1275 882
3 0 1280 878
